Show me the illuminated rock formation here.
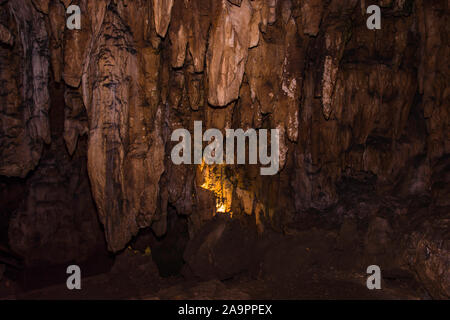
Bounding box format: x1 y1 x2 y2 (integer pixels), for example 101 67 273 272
0 0 448 297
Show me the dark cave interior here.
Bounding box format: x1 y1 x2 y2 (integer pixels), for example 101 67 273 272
0 0 448 300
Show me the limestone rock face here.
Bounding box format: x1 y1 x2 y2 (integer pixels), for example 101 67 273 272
207 0 253 107
48 0 65 82
8 136 105 267
83 8 165 252
0 0 448 296
63 88 88 155
0 23 13 45
153 0 173 38
398 209 450 299
0 0 50 178
62 0 110 88
6 76 105 267
300 0 323 36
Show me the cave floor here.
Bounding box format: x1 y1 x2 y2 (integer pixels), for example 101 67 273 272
0 225 426 300
0 264 422 300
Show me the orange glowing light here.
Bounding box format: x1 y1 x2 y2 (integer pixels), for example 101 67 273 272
199 161 233 217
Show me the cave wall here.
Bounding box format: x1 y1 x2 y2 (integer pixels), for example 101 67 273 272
0 0 448 259
6 80 105 267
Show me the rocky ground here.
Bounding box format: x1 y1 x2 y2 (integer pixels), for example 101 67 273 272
0 197 446 300
0 246 426 300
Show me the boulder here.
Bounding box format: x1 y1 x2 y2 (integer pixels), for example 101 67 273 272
183 215 257 280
